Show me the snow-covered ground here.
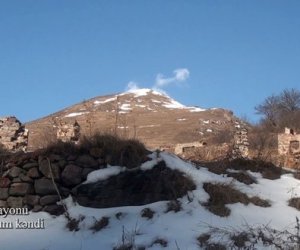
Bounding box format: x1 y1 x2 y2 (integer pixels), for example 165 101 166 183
1 152 300 250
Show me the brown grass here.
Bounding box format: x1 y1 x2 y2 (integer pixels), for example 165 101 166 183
197 158 285 180
140 208 155 219
203 182 271 217
288 197 300 211
165 200 182 213
42 133 148 169
89 216 109 232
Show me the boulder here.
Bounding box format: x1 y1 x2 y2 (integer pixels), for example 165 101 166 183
0 188 9 199
9 183 34 196
7 197 23 208
39 158 60 180
27 168 41 179
0 200 7 208
61 164 82 186
76 155 98 168
40 195 60 206
24 195 40 206
8 167 23 178
0 177 11 188
34 179 57 195
43 205 65 216
23 162 38 170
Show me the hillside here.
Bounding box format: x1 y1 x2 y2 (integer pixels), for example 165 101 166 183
1 148 300 250
25 89 239 151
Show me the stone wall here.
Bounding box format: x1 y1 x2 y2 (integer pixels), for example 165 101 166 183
174 141 206 155
0 117 28 152
278 128 300 168
0 151 107 215
56 120 80 143
232 122 249 159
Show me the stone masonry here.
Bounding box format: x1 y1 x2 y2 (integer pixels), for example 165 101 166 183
232 122 249 159
56 120 80 143
0 116 28 152
278 128 300 168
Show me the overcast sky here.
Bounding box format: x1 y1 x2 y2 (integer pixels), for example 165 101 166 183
1 1 300 122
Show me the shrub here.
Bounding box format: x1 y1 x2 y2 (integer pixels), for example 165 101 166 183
289 197 300 211
203 182 270 217
89 216 109 233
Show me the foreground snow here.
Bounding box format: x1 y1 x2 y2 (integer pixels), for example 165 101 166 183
1 152 300 250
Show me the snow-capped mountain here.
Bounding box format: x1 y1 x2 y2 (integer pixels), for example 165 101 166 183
26 88 238 150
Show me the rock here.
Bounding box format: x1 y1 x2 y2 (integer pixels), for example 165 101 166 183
24 195 40 206
34 179 57 195
40 195 60 206
75 161 196 208
58 159 67 168
89 148 103 158
0 177 11 188
32 205 43 212
39 158 61 180
8 167 23 178
23 162 38 170
76 155 98 168
61 164 82 186
7 197 23 208
0 188 9 199
9 183 34 196
0 200 7 208
43 205 65 216
49 154 64 162
12 178 21 183
19 174 33 183
27 168 41 178
82 168 95 180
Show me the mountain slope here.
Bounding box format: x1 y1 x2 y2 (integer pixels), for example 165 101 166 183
26 89 238 150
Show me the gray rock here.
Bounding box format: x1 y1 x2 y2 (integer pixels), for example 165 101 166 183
32 205 43 212
24 195 40 206
61 164 82 186
8 167 23 178
76 155 98 168
9 183 34 196
27 168 41 178
7 197 23 208
0 200 7 208
40 195 60 206
0 177 11 188
0 188 9 199
23 162 38 170
43 205 65 216
19 174 33 183
82 168 95 180
34 179 57 195
39 159 60 180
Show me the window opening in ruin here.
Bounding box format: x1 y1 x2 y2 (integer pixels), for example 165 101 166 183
290 140 300 152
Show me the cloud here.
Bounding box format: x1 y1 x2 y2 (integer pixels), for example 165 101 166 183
154 68 190 88
126 81 139 92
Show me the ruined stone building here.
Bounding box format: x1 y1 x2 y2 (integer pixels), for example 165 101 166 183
174 141 206 155
278 128 300 168
0 116 28 152
56 120 81 143
232 122 249 159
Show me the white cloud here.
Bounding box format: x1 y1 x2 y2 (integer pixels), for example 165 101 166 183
154 68 190 88
126 81 139 91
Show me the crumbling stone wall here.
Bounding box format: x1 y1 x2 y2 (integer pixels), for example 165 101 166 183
56 120 80 143
232 122 249 159
278 128 300 168
174 141 206 155
0 117 28 152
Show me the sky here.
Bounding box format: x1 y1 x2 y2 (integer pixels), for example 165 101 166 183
0 1 300 123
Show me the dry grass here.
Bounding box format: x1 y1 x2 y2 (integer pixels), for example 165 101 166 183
42 133 148 169
140 208 155 219
289 198 300 211
198 158 285 181
165 200 182 213
89 216 109 233
203 182 271 217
